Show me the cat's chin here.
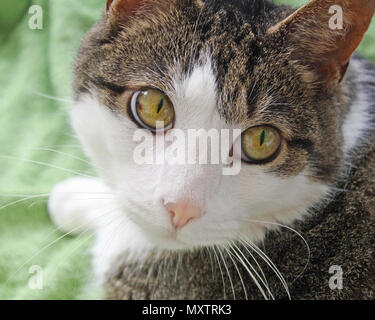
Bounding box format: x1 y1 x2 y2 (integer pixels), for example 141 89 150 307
138 226 233 252
138 229 199 251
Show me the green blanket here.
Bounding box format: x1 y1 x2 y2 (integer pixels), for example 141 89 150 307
0 0 374 300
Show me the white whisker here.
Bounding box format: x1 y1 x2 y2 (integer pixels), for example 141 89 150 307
212 245 227 300
0 155 94 178
217 246 236 300
244 218 311 283
0 194 50 211
31 91 74 104
238 235 290 299
229 240 271 300
234 240 272 299
223 244 248 300
32 147 91 165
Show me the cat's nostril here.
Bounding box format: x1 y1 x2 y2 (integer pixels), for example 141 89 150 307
168 208 176 220
164 202 201 229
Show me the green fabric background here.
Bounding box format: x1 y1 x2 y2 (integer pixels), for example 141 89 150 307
0 0 374 300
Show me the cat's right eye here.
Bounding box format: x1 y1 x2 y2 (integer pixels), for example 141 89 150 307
129 89 175 132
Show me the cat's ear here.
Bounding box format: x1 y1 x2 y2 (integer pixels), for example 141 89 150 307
268 0 375 88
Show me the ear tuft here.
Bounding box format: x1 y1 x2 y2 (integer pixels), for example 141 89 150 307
268 0 375 88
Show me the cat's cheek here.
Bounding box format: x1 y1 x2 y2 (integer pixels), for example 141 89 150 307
70 95 140 188
215 168 331 239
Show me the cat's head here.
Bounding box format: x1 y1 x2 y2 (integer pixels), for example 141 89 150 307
71 0 374 250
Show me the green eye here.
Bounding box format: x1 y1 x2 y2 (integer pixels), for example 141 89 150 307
130 89 175 131
241 126 281 163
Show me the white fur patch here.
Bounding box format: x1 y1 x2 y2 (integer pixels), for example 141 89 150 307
171 55 220 130
342 58 374 154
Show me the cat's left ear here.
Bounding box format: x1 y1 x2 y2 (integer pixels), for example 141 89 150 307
268 0 375 88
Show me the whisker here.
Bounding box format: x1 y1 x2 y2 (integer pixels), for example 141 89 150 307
229 240 271 300
204 246 216 281
234 240 272 299
0 193 50 198
0 192 114 214
244 218 311 283
0 155 94 178
32 147 91 165
226 243 267 300
238 235 290 299
42 145 82 149
0 194 50 212
212 245 227 300
217 246 236 300
28 199 48 208
222 244 248 300
155 255 169 292
31 91 75 104
0 192 112 197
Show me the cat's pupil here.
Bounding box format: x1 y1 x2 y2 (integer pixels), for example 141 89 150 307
157 98 164 114
260 130 266 146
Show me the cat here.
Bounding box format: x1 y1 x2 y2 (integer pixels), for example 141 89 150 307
48 0 375 299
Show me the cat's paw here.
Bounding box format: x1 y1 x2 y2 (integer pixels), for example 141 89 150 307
48 177 114 235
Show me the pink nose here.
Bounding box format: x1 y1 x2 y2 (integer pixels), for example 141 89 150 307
164 202 201 229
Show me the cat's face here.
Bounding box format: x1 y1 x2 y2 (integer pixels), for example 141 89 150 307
71 0 374 250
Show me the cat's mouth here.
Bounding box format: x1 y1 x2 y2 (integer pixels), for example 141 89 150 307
134 217 209 249
140 219 234 251
124 210 192 248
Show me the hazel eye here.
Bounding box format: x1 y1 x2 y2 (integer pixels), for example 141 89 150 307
130 89 175 132
241 126 282 163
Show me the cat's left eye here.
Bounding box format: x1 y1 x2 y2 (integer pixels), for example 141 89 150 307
241 126 282 163
129 89 175 132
